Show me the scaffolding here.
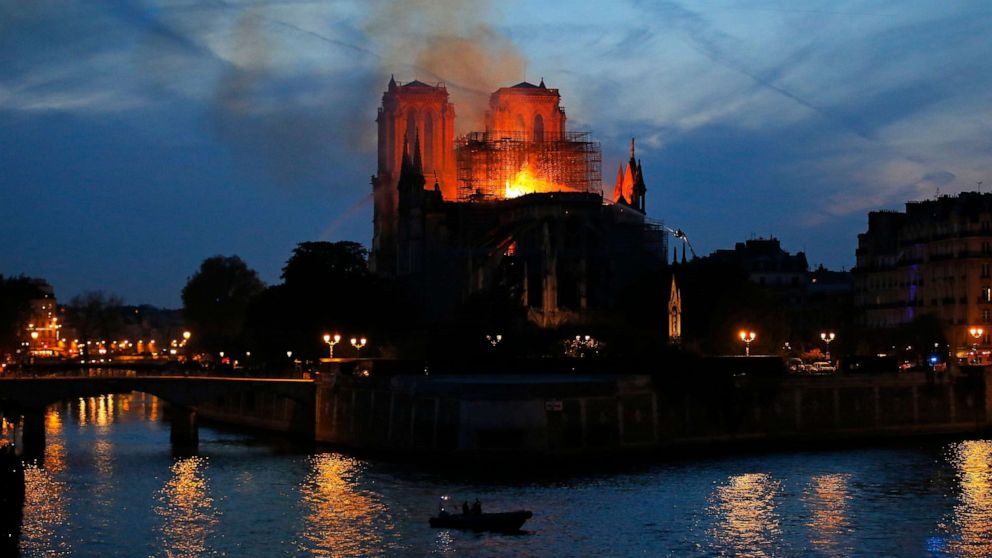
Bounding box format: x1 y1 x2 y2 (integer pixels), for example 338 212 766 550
455 131 602 201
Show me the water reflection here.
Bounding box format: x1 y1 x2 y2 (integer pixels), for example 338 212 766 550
803 474 851 554
43 407 66 475
20 462 70 557
297 454 398 557
155 456 218 558
946 440 992 556
708 473 782 557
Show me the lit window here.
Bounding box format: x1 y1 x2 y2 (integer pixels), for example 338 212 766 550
983 287 992 302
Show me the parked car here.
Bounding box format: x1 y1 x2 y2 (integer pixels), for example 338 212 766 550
810 361 836 373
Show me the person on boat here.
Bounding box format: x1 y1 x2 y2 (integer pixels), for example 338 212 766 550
472 499 482 515
462 501 470 515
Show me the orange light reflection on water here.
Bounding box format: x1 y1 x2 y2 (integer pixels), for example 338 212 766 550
21 461 71 556
156 456 218 558
297 454 397 557
946 440 992 556
708 473 782 557
803 474 851 553
43 406 67 474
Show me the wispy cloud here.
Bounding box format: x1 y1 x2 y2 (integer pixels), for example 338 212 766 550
1 0 991 303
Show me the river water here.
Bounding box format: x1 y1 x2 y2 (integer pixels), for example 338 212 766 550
3 392 992 557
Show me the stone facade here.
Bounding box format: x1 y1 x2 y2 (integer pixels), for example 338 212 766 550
854 192 992 356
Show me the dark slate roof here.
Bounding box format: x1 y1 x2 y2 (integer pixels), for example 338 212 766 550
402 80 434 88
510 81 540 89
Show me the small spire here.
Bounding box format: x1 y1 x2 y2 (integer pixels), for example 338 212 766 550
388 74 397 90
630 137 635 159
400 132 411 172
412 127 423 172
434 170 441 192
539 77 545 88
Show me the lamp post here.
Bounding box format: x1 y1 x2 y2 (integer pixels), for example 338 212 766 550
739 330 756 356
323 333 341 358
181 330 191 361
351 337 367 358
487 334 502 347
820 332 836 361
970 327 984 363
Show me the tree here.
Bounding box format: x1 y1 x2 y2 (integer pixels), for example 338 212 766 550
182 255 264 353
0 275 47 357
281 241 369 287
244 241 412 362
66 290 125 344
677 259 790 355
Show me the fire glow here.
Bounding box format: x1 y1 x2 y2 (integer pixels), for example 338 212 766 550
504 163 565 199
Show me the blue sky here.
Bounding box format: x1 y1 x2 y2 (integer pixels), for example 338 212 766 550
1 0 990 307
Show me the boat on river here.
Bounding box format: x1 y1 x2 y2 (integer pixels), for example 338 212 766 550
429 510 533 532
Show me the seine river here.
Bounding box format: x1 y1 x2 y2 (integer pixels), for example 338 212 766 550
4 392 992 557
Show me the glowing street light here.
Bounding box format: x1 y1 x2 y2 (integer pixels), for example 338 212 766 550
323 333 342 358
969 327 984 362
351 337 367 358
970 327 984 344
487 334 502 347
820 332 836 361
739 330 756 356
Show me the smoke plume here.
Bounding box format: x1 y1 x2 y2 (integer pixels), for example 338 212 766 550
365 0 527 133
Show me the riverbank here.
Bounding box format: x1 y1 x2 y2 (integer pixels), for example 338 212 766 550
312 359 992 459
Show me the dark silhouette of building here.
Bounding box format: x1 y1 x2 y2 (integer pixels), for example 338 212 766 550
371 78 666 328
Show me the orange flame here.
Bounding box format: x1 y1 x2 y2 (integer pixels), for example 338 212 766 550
504 163 563 198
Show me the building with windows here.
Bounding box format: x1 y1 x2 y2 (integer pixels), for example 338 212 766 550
22 279 64 357
854 192 992 360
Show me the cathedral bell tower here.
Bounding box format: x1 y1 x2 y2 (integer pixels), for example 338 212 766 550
372 77 456 275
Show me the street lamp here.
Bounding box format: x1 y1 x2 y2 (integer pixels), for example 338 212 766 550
487 334 502 347
181 330 192 361
351 337 367 358
739 330 756 356
969 327 984 362
820 332 836 361
323 333 341 358
970 327 984 346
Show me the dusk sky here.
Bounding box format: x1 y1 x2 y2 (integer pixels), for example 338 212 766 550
2 0 990 308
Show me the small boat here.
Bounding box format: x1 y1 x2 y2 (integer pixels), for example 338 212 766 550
429 510 533 532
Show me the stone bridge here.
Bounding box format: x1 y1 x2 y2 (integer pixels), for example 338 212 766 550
0 375 316 456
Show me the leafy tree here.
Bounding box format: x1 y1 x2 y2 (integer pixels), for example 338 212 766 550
281 241 369 286
0 275 47 357
182 255 264 353
66 290 125 343
677 259 790 355
244 241 411 362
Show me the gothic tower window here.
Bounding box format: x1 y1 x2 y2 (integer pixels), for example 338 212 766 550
424 111 434 174
405 108 417 146
534 113 544 142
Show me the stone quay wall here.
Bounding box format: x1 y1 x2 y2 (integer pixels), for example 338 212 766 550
314 362 992 457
